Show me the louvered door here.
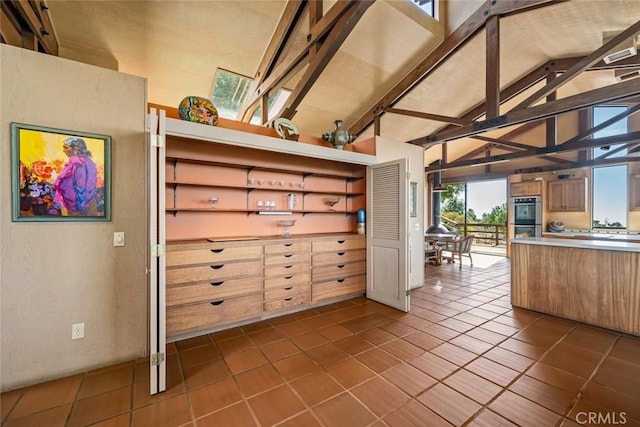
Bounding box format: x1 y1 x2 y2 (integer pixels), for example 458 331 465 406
366 159 410 312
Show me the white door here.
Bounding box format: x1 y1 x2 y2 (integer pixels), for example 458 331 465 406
366 159 410 312
148 108 166 394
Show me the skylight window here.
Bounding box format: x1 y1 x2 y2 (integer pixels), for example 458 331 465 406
211 69 291 124
411 0 434 17
593 105 628 158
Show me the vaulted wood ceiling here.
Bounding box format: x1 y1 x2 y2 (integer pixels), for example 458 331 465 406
4 0 640 180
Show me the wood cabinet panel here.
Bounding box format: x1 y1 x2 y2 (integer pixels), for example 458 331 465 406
547 178 586 212
167 277 262 306
264 273 311 289
263 292 310 312
312 261 366 282
510 181 541 197
167 294 262 336
312 237 365 252
167 245 262 266
312 276 365 302
264 263 311 278
511 243 640 336
630 174 640 211
264 285 309 301
312 249 365 266
264 242 311 254
264 252 311 266
167 260 262 285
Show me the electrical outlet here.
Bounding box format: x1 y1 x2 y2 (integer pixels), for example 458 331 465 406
72 323 85 340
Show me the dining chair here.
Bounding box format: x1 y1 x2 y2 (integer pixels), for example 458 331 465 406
424 240 442 265
440 236 474 269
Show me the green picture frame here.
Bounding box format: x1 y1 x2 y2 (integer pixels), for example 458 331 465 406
11 123 111 222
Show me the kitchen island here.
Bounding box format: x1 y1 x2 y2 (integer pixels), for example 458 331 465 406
511 237 640 336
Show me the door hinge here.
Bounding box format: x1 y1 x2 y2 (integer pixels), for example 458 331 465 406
150 134 165 148
151 352 165 366
151 244 165 257
406 289 411 296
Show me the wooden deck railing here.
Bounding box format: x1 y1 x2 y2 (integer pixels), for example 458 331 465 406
447 222 507 246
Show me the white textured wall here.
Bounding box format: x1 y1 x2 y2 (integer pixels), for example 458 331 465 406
0 45 148 391
375 136 425 290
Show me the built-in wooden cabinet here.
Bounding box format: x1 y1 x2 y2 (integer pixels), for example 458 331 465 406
630 174 640 211
311 236 366 302
510 181 542 197
263 241 311 313
547 177 587 212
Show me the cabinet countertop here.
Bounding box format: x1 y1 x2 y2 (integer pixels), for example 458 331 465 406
510 237 640 252
167 233 364 247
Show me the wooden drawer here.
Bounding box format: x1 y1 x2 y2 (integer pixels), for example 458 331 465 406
264 263 311 278
312 276 365 302
264 284 309 301
312 261 366 282
264 252 310 266
263 292 310 312
167 260 262 285
264 273 311 290
312 249 365 266
167 276 262 306
264 241 311 255
167 244 262 267
312 237 365 253
167 293 262 336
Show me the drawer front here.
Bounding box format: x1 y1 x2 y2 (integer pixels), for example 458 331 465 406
167 294 262 336
167 260 262 285
312 261 366 282
264 273 311 290
264 252 310 266
167 276 262 306
312 249 365 266
264 284 309 301
312 237 365 253
312 276 365 302
263 292 310 312
167 245 262 267
264 241 311 255
264 263 311 278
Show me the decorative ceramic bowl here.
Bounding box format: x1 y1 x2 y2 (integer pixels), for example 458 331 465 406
178 96 219 126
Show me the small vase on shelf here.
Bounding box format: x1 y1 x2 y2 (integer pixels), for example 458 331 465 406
322 119 355 150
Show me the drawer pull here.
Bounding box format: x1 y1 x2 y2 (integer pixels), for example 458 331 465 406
284 254 293 258
284 275 293 279
210 264 224 269
284 297 293 301
284 286 293 290
337 240 345 244
210 248 225 253
337 279 345 283
210 281 224 287
284 243 293 247
210 300 224 306
284 265 293 269
337 264 345 268
337 251 345 256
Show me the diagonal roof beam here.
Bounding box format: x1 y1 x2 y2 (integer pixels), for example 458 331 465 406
349 0 563 137
510 19 640 111
427 131 640 171
385 108 467 125
596 142 640 159
422 77 640 146
279 0 374 119
471 135 571 163
561 102 640 147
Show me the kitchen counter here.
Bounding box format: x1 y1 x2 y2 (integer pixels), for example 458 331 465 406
541 232 640 243
510 237 640 336
513 236 640 252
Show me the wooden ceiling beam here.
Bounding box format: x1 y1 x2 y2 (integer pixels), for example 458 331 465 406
549 55 640 72
596 142 640 159
561 102 640 147
513 155 640 175
485 15 500 119
279 0 374 119
423 77 640 146
470 135 532 150
385 108 467 125
510 19 640 111
2 0 58 55
427 131 640 171
349 0 563 136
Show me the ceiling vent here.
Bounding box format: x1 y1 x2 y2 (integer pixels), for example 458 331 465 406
615 69 640 82
603 33 639 64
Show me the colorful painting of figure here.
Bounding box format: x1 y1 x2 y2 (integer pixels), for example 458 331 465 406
11 123 111 221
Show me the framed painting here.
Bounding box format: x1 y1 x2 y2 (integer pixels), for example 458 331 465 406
409 181 417 218
11 123 111 222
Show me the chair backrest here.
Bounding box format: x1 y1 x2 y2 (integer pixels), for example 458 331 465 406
461 236 474 253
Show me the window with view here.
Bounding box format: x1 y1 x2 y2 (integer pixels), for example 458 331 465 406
592 164 627 229
411 0 434 17
211 69 291 124
593 105 628 158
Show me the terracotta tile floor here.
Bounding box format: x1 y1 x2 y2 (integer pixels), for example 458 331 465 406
3 254 640 426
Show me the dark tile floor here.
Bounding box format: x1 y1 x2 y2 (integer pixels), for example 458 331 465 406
2 254 640 426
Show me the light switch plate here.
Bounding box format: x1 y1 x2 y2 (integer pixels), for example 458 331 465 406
113 232 125 247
